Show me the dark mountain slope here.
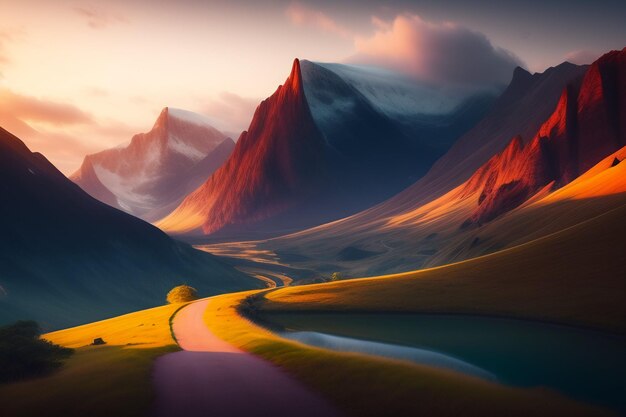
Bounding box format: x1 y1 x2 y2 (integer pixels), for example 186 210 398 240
0 127 260 329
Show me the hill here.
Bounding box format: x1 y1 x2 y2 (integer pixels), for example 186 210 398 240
0 127 260 329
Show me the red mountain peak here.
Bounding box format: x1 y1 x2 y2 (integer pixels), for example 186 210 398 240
286 58 303 95
158 58 327 235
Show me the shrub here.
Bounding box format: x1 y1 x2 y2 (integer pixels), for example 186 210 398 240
330 272 344 282
166 285 198 304
0 320 73 383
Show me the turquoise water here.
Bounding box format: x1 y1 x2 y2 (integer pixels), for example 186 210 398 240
262 312 626 412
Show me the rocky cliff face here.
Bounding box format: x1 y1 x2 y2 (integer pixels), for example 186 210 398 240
466 48 626 224
158 59 328 235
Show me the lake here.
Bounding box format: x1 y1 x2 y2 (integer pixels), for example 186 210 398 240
258 312 626 413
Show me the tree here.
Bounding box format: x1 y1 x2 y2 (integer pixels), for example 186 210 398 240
166 285 198 304
0 321 73 382
330 272 344 282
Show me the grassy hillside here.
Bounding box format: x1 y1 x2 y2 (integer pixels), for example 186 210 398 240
0 303 182 417
261 201 626 334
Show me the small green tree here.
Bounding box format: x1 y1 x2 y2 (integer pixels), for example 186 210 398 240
166 285 198 304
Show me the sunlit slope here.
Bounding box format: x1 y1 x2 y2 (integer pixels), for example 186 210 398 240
0 303 181 417
427 147 626 265
540 146 626 202
44 303 182 348
262 199 626 334
260 145 626 277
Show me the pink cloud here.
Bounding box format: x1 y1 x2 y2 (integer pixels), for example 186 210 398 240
350 14 524 88
286 2 352 39
0 88 93 126
0 87 137 174
0 110 97 174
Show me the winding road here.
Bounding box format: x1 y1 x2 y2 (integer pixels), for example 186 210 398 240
151 299 340 417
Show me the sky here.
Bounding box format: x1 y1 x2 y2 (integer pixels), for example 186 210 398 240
1 0 625 174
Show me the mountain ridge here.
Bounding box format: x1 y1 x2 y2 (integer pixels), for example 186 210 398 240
254 50 622 277
72 107 233 221
159 58 496 238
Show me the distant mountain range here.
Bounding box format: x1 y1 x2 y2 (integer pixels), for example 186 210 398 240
257 48 626 276
0 127 260 329
157 59 497 238
72 107 235 222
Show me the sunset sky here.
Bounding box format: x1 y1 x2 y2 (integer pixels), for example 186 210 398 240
1 0 625 174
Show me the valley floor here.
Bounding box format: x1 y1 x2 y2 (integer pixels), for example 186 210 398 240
0 287 618 417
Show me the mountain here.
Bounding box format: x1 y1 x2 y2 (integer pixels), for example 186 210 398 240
72 107 235 222
158 59 496 238
464 47 625 224
254 49 623 276
259 60 588 236
157 59 328 236
299 61 497 204
0 127 260 329
306 61 497 151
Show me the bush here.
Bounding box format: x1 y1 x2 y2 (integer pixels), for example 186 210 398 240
0 321 73 383
330 272 344 282
166 285 198 304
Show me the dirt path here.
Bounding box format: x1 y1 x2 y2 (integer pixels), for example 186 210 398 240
151 299 340 417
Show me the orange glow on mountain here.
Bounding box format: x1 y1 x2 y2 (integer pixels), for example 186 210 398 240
157 59 327 235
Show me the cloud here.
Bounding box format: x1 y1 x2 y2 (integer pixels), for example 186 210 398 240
0 87 135 174
73 6 127 30
201 91 260 136
564 50 600 65
286 2 352 39
0 110 97 175
0 88 93 126
350 14 524 88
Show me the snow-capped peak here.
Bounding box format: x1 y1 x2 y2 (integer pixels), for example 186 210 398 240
167 107 218 128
